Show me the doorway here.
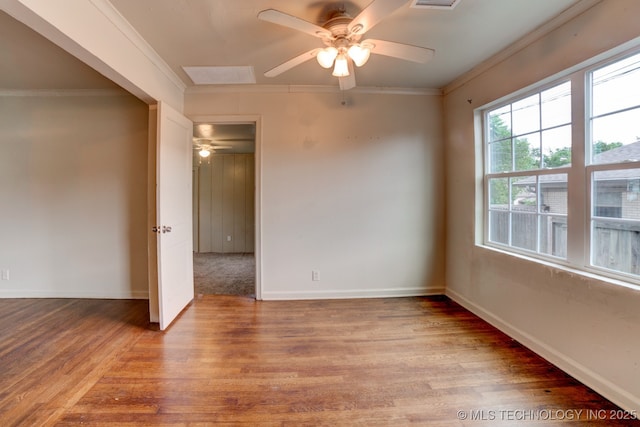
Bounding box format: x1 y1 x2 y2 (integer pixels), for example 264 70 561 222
191 121 259 298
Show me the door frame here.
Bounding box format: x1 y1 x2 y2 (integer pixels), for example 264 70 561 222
189 114 263 301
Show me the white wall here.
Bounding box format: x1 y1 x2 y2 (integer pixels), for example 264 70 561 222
0 92 150 298
186 90 444 299
444 0 640 412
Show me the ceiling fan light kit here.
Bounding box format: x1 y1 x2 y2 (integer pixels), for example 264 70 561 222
258 0 434 90
317 37 371 76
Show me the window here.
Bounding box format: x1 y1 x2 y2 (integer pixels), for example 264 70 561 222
482 47 640 284
486 81 571 258
589 52 640 277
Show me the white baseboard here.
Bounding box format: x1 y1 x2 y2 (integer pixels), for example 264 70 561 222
446 288 640 414
260 287 445 301
0 290 149 299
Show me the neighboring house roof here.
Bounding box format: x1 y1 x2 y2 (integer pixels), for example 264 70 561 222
592 140 640 182
514 140 640 186
595 140 640 164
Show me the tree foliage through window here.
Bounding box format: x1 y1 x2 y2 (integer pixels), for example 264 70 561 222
488 115 622 205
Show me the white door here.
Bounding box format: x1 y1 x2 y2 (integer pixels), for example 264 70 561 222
156 101 194 330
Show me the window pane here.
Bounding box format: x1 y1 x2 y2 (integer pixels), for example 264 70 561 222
510 176 537 251
489 211 509 245
592 220 640 276
592 52 640 117
512 94 540 136
539 173 567 259
540 216 567 258
541 125 571 168
593 168 640 219
488 105 511 142
512 213 537 251
540 174 568 214
592 168 640 276
489 178 508 207
591 108 640 164
541 81 571 128
489 140 512 173
514 133 541 171
489 177 510 245
511 176 537 210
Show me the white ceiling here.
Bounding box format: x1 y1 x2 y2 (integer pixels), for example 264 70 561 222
0 0 587 92
107 0 581 90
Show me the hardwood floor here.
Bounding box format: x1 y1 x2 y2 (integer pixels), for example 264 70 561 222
0 296 636 426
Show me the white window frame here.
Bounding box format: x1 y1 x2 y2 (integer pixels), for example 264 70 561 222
483 79 573 263
585 50 640 282
480 44 640 288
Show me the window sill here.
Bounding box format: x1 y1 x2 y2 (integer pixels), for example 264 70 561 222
476 243 640 293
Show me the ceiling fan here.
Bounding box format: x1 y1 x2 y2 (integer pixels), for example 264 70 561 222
257 0 435 90
193 138 232 158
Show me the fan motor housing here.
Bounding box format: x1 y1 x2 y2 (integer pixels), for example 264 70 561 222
323 11 355 38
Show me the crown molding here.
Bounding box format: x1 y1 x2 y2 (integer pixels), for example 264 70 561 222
186 84 442 96
442 0 602 95
88 0 187 93
0 88 129 97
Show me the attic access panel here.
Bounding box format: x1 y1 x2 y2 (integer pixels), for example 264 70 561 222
410 0 461 9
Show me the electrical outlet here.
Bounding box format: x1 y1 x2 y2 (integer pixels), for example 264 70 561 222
312 270 320 281
227 236 232 242
1 269 9 281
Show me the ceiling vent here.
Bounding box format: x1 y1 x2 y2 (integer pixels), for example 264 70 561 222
410 0 461 9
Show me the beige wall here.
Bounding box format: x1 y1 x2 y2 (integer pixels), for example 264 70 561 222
444 0 640 412
0 93 150 298
196 153 255 253
186 90 445 299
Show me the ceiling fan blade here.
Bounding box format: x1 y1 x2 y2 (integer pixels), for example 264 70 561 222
258 9 333 39
193 145 232 150
364 39 434 63
339 74 356 91
348 0 408 36
264 48 322 77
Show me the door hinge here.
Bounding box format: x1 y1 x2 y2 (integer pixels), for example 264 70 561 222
152 226 160 234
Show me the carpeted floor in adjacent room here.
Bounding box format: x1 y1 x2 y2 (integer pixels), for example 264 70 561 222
193 252 255 296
